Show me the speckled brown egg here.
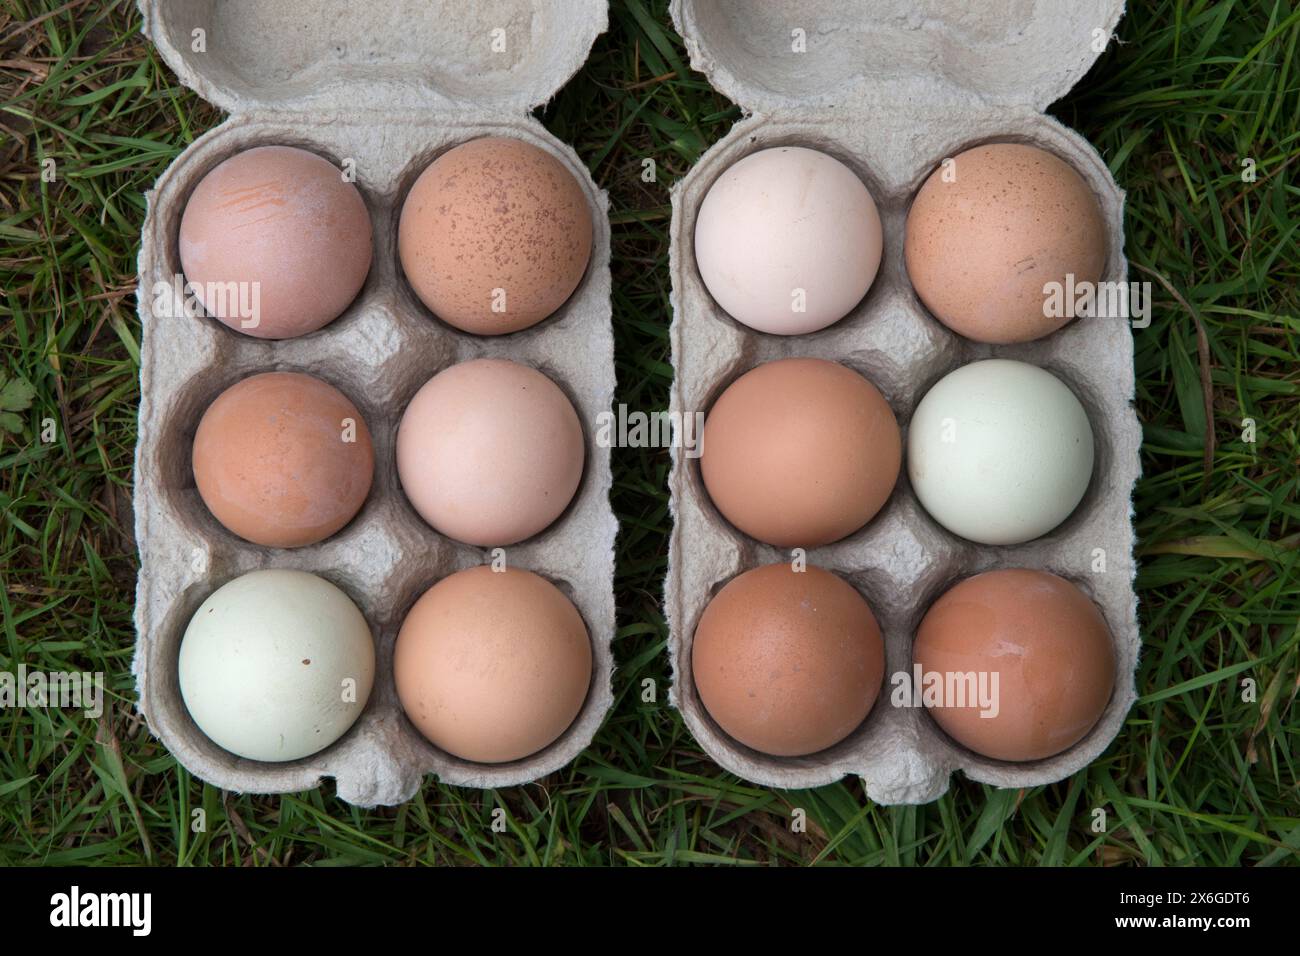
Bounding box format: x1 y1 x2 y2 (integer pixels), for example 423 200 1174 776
394 566 592 764
904 143 1106 344
179 145 372 339
692 563 885 757
397 137 593 335
192 371 374 548
700 358 901 547
913 569 1116 762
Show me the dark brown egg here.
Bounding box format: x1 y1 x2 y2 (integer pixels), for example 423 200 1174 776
692 563 884 757
913 568 1115 761
192 371 373 548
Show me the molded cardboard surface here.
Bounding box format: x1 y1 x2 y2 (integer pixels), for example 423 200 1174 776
666 0 1140 802
133 1 616 805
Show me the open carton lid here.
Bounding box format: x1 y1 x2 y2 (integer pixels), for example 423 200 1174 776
671 0 1125 113
138 0 607 115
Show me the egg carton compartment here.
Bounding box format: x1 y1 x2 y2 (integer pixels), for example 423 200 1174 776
666 0 1141 803
134 1 615 805
139 0 606 114
672 0 1112 112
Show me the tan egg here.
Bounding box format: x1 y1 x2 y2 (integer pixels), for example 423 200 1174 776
692 563 884 757
913 569 1115 762
395 358 584 546
179 145 372 339
397 136 593 335
394 566 592 763
700 358 900 547
904 143 1106 344
192 372 374 548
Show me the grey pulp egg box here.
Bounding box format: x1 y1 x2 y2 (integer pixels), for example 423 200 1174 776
666 0 1142 802
132 0 617 805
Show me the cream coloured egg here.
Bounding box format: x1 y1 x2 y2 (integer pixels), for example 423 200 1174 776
693 146 883 334
178 569 374 762
908 359 1094 545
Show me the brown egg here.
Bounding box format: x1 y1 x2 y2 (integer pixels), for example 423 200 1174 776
396 359 584 546
397 136 593 335
700 358 900 547
192 372 374 548
692 563 885 757
905 143 1106 344
394 566 592 763
179 145 372 339
913 569 1115 762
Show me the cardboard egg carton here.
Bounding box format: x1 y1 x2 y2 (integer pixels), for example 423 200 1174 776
666 0 1142 803
132 0 616 805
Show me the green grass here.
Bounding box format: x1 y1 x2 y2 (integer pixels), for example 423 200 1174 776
0 0 1296 866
